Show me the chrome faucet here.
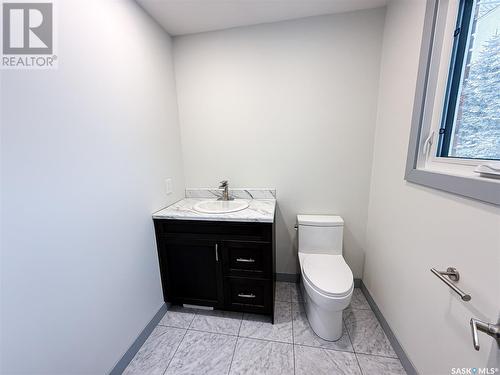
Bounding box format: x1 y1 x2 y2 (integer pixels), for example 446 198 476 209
218 180 233 201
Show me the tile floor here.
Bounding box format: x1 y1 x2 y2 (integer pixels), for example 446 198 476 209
123 282 407 375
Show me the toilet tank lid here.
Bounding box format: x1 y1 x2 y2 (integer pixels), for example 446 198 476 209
297 215 344 227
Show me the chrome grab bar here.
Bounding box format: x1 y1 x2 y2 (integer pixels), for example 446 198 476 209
430 267 471 301
236 258 255 263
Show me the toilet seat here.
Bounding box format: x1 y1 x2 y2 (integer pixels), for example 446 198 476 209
301 254 353 298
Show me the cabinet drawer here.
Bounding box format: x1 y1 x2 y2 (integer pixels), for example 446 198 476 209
224 277 271 313
154 220 273 242
222 241 271 278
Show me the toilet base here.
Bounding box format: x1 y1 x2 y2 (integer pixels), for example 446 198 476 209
300 279 351 341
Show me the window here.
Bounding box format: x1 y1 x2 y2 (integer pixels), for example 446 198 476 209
438 0 500 160
405 0 500 206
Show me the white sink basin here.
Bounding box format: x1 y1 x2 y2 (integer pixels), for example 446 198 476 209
193 200 249 214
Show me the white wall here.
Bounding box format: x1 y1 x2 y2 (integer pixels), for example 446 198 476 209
0 1 184 373
364 1 500 373
173 9 386 276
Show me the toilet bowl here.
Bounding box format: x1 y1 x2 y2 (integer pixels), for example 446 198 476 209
297 215 353 341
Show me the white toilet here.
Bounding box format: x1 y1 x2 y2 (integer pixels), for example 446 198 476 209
297 214 353 341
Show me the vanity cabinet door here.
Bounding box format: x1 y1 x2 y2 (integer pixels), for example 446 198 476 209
160 237 223 308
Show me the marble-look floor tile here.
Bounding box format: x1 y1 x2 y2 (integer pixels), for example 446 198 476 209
275 282 292 302
165 330 236 375
123 326 185 375
229 337 293 375
190 309 242 335
239 301 293 343
292 303 353 352
291 282 304 302
357 354 406 374
350 289 371 310
344 308 397 357
295 345 361 375
158 305 196 329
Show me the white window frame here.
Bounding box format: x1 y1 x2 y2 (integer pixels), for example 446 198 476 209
405 0 500 206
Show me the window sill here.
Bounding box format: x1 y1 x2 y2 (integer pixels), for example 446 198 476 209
405 167 500 206
426 159 500 181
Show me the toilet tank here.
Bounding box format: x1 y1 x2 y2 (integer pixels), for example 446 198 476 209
297 215 344 255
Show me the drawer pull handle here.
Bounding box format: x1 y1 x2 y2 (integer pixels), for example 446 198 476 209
238 293 256 298
236 258 255 263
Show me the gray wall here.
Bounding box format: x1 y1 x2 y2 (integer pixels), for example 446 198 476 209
0 1 185 373
173 9 386 277
363 0 500 372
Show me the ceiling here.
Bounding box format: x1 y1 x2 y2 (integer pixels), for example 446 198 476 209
136 0 388 36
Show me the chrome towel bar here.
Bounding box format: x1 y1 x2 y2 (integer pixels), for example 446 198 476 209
430 267 471 301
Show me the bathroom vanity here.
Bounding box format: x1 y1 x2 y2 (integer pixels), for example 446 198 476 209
152 190 276 322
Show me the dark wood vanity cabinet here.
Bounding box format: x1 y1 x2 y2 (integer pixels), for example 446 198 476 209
159 237 224 307
153 219 276 321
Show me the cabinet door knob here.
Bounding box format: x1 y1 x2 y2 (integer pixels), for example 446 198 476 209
215 244 219 262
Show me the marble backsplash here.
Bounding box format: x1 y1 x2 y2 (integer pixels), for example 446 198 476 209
185 188 276 200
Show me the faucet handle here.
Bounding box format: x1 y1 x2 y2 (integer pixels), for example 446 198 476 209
219 180 228 188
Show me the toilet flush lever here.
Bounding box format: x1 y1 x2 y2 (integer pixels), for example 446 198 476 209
470 318 500 351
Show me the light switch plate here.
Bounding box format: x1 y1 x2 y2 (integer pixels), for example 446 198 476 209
165 178 173 195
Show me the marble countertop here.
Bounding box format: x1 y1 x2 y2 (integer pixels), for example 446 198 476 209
152 198 276 223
